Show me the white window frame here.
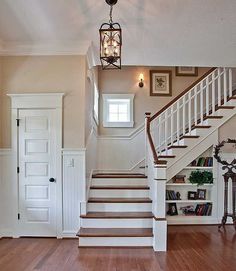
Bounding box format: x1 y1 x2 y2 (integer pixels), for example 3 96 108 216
102 94 134 128
93 82 99 125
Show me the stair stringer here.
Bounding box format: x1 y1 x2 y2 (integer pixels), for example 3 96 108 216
167 129 218 181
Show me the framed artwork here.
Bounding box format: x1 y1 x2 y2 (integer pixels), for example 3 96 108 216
175 67 198 76
167 203 178 216
197 189 206 200
188 191 197 200
150 70 172 96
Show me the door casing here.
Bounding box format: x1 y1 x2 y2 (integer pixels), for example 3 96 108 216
8 93 64 238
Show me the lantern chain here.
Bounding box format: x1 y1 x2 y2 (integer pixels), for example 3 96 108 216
109 5 113 24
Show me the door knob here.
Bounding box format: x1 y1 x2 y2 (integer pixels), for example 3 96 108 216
49 178 56 183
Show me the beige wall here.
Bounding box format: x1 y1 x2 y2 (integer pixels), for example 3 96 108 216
0 55 87 148
98 66 210 136
0 57 2 147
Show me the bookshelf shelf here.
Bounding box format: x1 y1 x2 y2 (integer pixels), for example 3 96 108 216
166 200 213 203
166 183 213 186
184 166 213 170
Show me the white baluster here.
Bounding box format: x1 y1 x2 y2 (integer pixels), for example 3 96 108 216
188 91 192 135
164 110 168 155
170 106 174 145
158 116 161 152
182 95 186 136
223 67 227 104
212 71 216 113
200 81 204 123
177 100 180 144
194 86 197 126
206 77 209 116
229 68 233 98
218 68 221 106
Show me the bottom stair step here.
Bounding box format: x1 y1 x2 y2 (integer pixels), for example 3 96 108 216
77 228 153 247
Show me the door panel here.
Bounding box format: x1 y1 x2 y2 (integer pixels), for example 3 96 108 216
19 109 56 236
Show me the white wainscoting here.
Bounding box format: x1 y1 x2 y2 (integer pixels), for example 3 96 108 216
0 149 14 237
97 124 145 172
62 149 86 237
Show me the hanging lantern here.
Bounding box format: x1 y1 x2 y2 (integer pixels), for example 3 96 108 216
100 0 122 70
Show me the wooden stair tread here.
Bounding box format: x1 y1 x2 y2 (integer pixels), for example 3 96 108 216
229 96 236 100
181 135 200 139
80 212 154 219
217 105 235 109
204 115 223 119
193 125 211 129
88 198 152 203
168 145 187 149
158 155 176 159
92 174 147 179
77 228 153 237
90 186 149 190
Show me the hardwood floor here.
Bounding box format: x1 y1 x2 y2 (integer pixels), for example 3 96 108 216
0 226 236 271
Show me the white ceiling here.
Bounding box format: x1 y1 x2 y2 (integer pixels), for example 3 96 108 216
0 0 236 66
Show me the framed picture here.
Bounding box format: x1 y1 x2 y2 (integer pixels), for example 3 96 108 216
167 203 178 216
175 67 198 77
188 191 197 200
197 189 206 200
150 70 172 96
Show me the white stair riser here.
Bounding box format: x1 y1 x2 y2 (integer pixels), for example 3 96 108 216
92 178 148 186
89 189 149 198
190 127 214 136
79 237 153 247
203 119 223 126
81 218 153 228
88 202 152 212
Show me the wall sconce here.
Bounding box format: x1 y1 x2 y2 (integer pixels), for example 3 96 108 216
139 73 144 88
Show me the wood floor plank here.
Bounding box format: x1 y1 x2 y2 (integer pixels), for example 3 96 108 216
0 226 236 271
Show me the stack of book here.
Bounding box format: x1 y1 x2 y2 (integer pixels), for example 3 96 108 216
195 203 212 216
190 157 213 167
166 190 179 200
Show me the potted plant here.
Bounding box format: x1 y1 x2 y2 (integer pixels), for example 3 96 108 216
189 170 213 186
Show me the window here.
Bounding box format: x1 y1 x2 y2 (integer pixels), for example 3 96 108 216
102 94 134 127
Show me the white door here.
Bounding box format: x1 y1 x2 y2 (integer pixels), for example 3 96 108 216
18 109 57 236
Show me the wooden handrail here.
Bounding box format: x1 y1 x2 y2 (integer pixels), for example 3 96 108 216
149 67 216 122
145 113 167 165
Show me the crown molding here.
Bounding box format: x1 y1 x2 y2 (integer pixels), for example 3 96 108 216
0 40 91 56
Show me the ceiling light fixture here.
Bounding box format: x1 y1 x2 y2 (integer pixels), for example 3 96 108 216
99 0 122 70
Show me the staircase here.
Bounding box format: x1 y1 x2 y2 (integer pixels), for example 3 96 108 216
78 173 153 246
78 67 236 251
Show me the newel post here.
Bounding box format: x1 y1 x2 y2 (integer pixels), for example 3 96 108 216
152 163 167 251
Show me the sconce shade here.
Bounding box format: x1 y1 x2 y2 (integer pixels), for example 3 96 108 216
100 22 122 70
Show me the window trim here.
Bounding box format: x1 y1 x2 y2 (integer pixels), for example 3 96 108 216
102 94 134 128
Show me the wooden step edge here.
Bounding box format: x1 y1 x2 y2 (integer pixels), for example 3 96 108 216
204 115 223 119
180 135 200 139
88 198 152 203
77 228 153 237
90 186 150 190
217 105 235 109
229 96 236 100
193 125 211 129
168 145 188 150
157 155 176 159
92 175 147 179
80 212 154 219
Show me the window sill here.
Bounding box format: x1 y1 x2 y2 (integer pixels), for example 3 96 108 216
103 121 134 128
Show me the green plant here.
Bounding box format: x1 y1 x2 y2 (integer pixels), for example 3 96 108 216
189 170 213 186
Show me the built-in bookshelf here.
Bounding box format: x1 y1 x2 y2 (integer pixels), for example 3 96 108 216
166 147 218 225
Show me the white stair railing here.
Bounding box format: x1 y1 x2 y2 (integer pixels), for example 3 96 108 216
147 67 233 158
